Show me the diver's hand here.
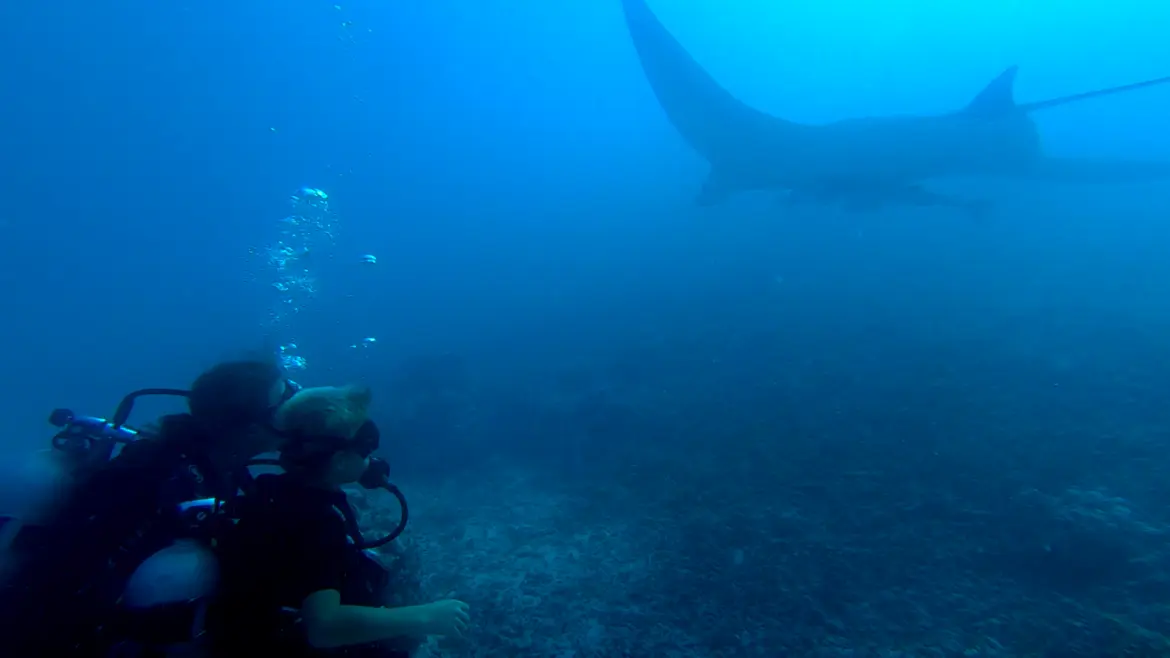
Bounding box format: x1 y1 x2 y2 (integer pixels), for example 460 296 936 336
416 599 470 638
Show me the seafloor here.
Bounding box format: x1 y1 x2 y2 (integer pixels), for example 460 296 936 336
348 342 1170 658
353 458 1170 658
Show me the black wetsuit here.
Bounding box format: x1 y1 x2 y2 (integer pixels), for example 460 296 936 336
208 473 409 658
0 414 234 657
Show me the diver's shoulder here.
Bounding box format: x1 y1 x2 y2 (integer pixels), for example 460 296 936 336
111 414 199 462
107 433 175 469
250 475 350 529
261 474 349 505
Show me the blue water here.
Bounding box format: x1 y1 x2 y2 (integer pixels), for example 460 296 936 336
2 1 1170 655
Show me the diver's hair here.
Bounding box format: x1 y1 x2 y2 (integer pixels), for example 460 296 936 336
275 384 372 442
276 385 372 476
187 360 283 429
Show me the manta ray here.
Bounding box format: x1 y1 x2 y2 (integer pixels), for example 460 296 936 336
620 0 1170 214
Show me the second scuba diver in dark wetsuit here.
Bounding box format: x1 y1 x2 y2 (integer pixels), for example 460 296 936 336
208 384 470 657
0 360 298 657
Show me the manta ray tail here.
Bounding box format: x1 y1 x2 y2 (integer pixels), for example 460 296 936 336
966 65 1170 115
1022 74 1170 113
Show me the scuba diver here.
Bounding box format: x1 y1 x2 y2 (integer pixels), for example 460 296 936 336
208 384 469 657
0 359 298 657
